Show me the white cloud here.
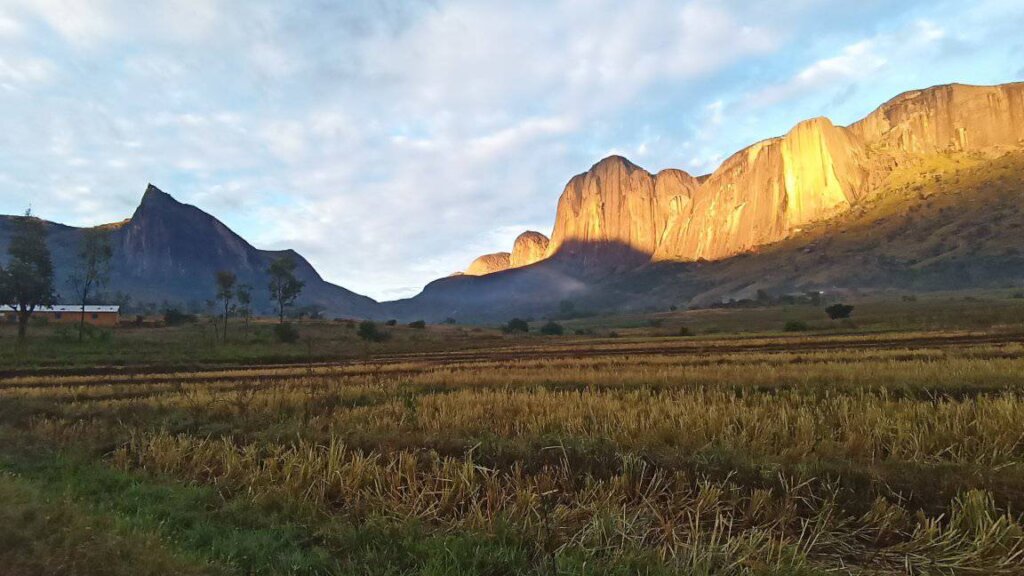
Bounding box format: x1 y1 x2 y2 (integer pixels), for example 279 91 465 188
0 0 1020 301
0 11 22 37
744 19 949 111
10 0 113 46
0 54 53 88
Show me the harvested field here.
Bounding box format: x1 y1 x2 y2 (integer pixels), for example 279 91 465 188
2 328 1024 574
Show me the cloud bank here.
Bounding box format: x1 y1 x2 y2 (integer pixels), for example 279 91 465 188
0 0 1021 299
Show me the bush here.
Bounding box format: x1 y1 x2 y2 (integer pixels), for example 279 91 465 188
678 326 691 337
443 317 457 325
357 320 389 342
408 320 426 329
539 321 563 336
273 322 300 343
608 331 620 338
163 308 196 326
503 318 529 334
825 303 854 320
784 320 809 332
648 319 664 328
385 319 397 326
1013 292 1024 299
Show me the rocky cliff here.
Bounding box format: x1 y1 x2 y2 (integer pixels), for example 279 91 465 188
465 252 511 276
459 82 1024 275
850 83 1024 153
510 231 550 268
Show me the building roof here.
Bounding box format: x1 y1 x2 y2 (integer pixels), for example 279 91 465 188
1 305 120 313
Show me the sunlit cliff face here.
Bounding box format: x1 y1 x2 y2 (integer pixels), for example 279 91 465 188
510 231 550 268
464 252 511 276
463 82 1024 276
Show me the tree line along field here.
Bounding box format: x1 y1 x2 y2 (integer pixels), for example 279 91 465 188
2 313 1024 574
2 289 1024 372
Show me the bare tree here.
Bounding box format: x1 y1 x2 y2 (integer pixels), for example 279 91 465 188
68 228 112 341
215 270 237 343
236 283 252 336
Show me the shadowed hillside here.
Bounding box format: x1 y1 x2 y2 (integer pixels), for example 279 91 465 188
0 185 377 317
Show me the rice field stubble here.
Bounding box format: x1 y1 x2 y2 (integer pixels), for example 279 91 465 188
2 331 1024 574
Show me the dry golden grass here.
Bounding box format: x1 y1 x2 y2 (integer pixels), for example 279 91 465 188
3 331 1024 574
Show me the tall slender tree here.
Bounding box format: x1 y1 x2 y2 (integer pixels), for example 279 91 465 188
1 210 56 338
215 270 237 343
68 228 113 341
235 283 252 336
267 257 304 323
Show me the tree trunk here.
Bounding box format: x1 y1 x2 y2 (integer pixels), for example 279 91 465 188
17 311 29 339
223 301 229 343
79 304 86 342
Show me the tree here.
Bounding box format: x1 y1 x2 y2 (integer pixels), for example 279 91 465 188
215 270 237 342
825 303 854 320
503 318 529 334
358 320 388 342
68 228 112 341
163 308 196 326
539 321 563 335
236 283 252 336
267 257 304 323
1 211 55 338
407 320 426 329
784 320 809 332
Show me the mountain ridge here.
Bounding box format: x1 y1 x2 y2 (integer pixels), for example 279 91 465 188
0 185 377 317
392 81 1024 321
454 81 1024 274
3 81 1022 322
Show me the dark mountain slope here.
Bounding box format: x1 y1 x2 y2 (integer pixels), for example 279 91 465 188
0 185 377 317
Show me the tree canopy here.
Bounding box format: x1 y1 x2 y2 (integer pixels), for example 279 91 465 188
1 211 56 338
268 257 304 323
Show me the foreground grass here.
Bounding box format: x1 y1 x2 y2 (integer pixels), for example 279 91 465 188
3 330 1024 574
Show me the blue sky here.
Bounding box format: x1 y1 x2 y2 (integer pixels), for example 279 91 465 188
0 0 1022 300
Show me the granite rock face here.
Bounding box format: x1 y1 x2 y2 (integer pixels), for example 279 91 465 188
850 83 1024 153
653 116 868 261
465 252 512 276
510 231 550 268
532 82 1023 269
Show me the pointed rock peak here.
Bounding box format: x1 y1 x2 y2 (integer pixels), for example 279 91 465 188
139 184 180 209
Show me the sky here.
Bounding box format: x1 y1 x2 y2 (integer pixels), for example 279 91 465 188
0 0 1022 300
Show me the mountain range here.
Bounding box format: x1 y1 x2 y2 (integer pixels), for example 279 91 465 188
2 81 1022 321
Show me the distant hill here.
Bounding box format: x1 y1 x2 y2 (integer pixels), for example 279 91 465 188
0 185 377 317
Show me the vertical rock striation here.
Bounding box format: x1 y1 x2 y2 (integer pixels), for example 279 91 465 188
459 82 1024 276
510 231 550 268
